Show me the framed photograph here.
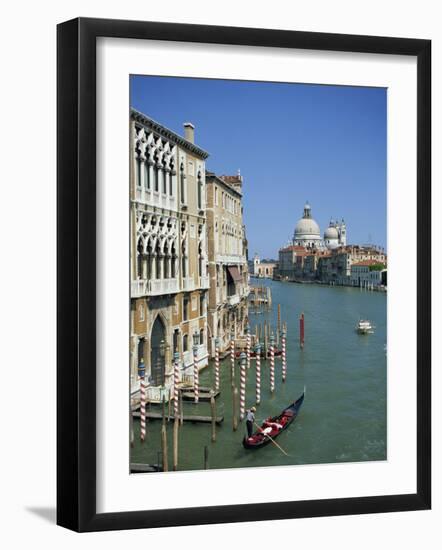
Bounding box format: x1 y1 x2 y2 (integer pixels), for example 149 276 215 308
57 18 431 532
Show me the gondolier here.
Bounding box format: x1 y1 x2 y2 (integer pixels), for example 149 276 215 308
246 407 256 439
243 390 305 450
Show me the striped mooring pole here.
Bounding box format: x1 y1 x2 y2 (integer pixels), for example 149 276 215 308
239 351 247 420
281 325 287 382
246 324 251 370
173 351 180 417
269 334 275 393
138 358 146 442
214 337 220 393
255 341 261 405
193 339 199 404
230 330 235 385
300 312 305 349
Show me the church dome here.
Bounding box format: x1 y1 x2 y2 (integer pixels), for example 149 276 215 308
324 226 339 240
293 201 321 241
294 218 321 237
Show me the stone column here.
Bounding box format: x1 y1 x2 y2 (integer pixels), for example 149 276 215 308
158 254 164 279
151 253 157 279
167 256 172 280
142 256 148 279
147 160 154 191
171 170 176 198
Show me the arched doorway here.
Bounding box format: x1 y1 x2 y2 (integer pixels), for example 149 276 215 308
150 316 166 386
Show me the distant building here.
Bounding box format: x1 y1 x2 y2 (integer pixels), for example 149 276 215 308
253 254 277 278
351 260 387 288
206 171 249 356
277 245 308 279
318 246 387 285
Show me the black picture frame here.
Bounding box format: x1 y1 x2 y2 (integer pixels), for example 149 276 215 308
57 17 431 532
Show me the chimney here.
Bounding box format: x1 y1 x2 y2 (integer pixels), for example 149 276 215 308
183 122 195 144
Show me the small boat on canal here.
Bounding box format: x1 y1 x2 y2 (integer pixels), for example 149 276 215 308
242 391 305 450
356 319 374 334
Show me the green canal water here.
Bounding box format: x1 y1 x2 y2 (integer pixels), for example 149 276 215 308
131 279 387 471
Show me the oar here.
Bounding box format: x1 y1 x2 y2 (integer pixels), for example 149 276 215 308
253 421 290 457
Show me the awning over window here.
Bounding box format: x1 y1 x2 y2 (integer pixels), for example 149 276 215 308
227 265 242 282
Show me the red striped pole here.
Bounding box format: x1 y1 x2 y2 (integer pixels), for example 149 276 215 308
246 324 251 370
230 331 235 386
138 358 146 442
173 351 180 417
239 352 246 420
269 334 275 393
281 326 287 382
255 342 261 405
193 339 199 404
300 313 305 349
214 338 220 393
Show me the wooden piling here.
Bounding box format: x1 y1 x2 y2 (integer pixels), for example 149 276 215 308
210 390 217 442
239 352 246 420
255 341 261 405
179 388 184 426
130 405 134 448
264 322 268 359
173 416 179 471
161 396 169 472
269 334 275 393
230 336 235 388
277 304 281 345
167 391 172 421
214 340 220 393
232 385 238 431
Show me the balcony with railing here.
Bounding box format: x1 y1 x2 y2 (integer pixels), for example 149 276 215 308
131 279 148 298
133 188 177 212
182 276 195 291
131 278 179 297
215 253 247 265
199 275 210 289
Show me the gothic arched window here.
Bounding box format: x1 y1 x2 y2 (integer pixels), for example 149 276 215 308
144 160 150 190
197 171 202 210
136 158 142 187
180 162 186 204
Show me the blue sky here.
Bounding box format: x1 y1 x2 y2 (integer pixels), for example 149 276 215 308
131 76 386 258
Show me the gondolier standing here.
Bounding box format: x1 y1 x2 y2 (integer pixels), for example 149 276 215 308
246 407 256 439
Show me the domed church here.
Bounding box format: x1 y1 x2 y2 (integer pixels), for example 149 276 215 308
293 202 347 250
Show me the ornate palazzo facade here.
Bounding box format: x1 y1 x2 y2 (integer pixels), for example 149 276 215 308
206 172 249 356
130 109 210 402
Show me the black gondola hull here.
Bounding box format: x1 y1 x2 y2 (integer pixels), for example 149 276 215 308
242 392 305 450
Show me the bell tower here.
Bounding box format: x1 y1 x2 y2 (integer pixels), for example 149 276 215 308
339 218 347 246
253 253 260 276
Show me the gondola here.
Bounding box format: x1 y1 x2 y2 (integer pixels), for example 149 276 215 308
242 391 305 449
